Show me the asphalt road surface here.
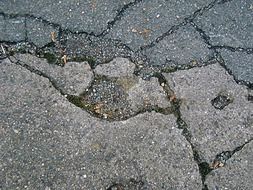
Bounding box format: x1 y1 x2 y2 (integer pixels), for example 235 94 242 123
0 0 253 189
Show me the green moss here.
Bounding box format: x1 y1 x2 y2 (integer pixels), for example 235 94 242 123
71 56 96 68
161 67 177 73
43 52 57 64
66 95 92 109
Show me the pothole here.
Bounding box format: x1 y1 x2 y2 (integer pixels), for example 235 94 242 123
81 76 134 120
211 93 233 110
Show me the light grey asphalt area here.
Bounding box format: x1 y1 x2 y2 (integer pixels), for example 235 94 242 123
0 58 202 190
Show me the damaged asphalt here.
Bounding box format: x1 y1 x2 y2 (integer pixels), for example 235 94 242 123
0 0 253 189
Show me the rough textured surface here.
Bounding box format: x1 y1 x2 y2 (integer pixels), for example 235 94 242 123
143 24 214 66
205 140 253 190
164 64 253 162
220 49 253 85
195 0 253 48
83 57 171 120
64 34 134 65
127 77 170 111
1 0 253 189
94 57 136 77
0 58 201 190
106 0 212 50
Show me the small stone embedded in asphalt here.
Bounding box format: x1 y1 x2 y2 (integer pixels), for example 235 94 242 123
205 140 253 190
210 151 232 169
211 94 233 110
0 59 202 189
94 57 136 77
142 24 214 66
164 63 253 163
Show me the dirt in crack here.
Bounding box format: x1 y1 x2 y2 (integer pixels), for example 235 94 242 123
106 179 144 190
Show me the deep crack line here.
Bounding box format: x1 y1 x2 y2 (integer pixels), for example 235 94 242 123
157 73 212 190
189 22 253 89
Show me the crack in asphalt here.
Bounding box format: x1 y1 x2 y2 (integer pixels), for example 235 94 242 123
152 73 210 190
1 0 252 188
139 0 222 51
217 52 253 89
98 0 144 37
0 0 144 38
190 21 253 54
190 21 253 89
211 45 253 54
0 12 93 37
6 55 174 122
0 0 236 54
210 138 253 170
8 56 66 96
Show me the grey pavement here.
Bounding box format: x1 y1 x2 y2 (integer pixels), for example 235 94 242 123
0 0 253 190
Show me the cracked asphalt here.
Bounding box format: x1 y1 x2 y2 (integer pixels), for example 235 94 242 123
0 0 253 189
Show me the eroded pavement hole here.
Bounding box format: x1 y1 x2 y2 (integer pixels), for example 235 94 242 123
68 73 173 121
211 93 233 110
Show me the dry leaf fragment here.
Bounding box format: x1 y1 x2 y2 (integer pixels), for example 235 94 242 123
94 103 103 114
51 31 56 42
1 45 6 55
210 160 224 169
139 28 151 39
61 55 67 65
170 94 177 102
